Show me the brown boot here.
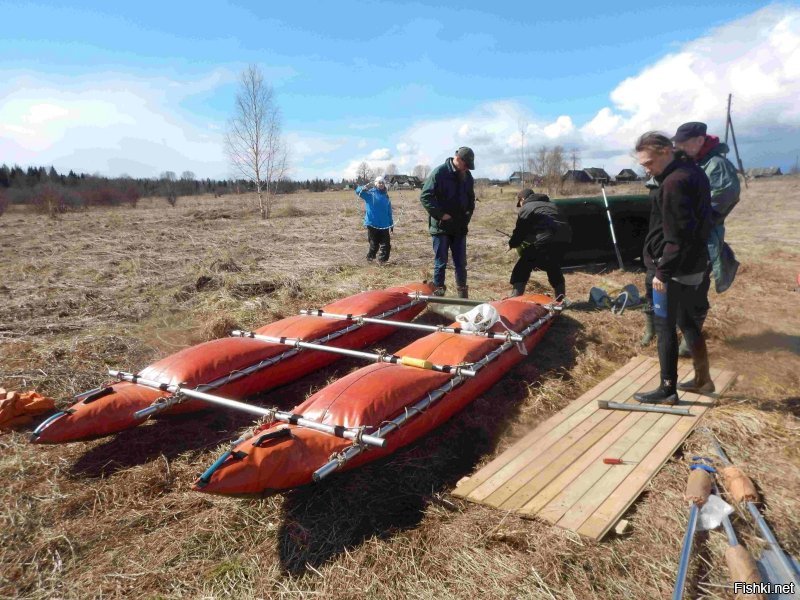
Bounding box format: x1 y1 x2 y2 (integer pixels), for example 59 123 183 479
456 286 469 299
678 342 715 394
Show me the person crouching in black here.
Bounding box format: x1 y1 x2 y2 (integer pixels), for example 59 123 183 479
634 132 714 405
508 189 572 300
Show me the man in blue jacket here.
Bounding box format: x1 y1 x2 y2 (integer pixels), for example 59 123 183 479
355 176 394 263
419 147 476 297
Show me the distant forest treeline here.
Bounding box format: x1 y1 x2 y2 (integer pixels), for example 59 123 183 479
0 163 353 216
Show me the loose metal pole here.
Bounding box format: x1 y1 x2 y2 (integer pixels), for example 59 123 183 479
600 183 626 271
109 370 388 448
710 436 800 587
673 503 700 600
597 400 693 416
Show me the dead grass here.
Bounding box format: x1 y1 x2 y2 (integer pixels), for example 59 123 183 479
1 178 799 599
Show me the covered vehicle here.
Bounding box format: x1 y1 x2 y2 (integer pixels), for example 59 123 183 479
553 194 650 267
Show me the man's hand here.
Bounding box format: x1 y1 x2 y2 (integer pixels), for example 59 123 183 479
653 275 666 292
441 213 452 221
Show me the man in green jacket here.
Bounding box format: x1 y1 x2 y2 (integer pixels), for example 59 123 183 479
672 121 741 355
419 147 476 298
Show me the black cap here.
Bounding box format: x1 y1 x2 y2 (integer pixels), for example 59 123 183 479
456 146 475 170
517 188 534 200
672 122 707 143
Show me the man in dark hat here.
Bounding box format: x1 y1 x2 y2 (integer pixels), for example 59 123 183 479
507 188 572 300
671 121 740 356
419 147 476 298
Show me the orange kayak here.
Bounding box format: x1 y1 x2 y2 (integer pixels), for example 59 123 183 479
194 294 556 496
31 282 433 444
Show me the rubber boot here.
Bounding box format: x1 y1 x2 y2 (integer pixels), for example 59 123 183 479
640 310 655 347
678 343 715 394
679 315 706 357
432 285 446 297
634 385 678 405
457 286 469 299
510 282 526 297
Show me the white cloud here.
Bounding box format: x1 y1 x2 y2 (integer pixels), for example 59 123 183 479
342 6 800 179
0 71 230 177
367 147 392 160
582 6 800 171
543 116 574 139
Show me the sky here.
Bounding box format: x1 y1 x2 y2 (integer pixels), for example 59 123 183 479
1 1 798 181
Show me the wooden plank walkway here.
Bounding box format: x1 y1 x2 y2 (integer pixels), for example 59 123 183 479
452 356 737 541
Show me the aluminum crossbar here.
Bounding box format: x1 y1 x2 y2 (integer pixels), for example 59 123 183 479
230 331 478 377
299 309 524 342
109 370 386 448
312 309 557 481
406 292 485 306
128 297 425 419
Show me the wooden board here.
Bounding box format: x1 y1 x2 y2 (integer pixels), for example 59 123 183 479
452 356 737 541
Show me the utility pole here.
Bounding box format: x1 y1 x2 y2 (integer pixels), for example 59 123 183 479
724 93 748 188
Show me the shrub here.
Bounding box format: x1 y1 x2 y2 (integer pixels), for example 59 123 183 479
0 189 8 217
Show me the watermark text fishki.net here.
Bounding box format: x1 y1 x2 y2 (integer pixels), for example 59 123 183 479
734 582 795 596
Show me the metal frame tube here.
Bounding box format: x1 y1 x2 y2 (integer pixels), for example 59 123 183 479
231 331 477 377
406 292 485 306
196 297 424 392
108 370 387 448
124 297 426 421
710 436 800 586
312 310 556 481
673 504 700 600
299 309 524 342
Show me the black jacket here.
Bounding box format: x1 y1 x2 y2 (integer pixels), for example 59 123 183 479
508 195 572 249
419 158 475 236
643 157 713 280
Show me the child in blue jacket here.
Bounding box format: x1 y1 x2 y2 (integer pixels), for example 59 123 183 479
355 176 394 263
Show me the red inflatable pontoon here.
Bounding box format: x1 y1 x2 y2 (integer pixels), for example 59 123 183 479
31 282 433 443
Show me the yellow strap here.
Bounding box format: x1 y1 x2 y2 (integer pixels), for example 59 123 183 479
400 356 434 370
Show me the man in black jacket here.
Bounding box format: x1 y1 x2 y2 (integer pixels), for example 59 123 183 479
508 189 572 299
633 132 714 404
419 147 476 298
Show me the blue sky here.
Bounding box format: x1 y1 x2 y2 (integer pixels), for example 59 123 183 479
1 1 798 180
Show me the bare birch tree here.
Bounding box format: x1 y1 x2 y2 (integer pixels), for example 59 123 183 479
355 161 373 184
225 64 288 219
412 164 431 181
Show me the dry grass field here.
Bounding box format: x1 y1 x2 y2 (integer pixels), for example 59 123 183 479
1 176 798 599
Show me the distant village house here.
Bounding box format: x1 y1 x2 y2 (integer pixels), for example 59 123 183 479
745 167 782 178
508 171 537 185
562 168 611 185
615 169 639 182
386 174 422 189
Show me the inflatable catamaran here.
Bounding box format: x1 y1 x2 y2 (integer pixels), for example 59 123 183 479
31 282 560 498
193 293 559 496
31 283 434 443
